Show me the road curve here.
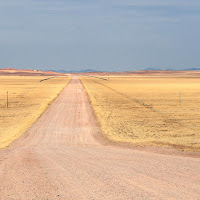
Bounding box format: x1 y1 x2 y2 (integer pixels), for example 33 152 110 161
0 77 200 200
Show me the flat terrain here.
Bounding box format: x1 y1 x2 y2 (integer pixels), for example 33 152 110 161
0 76 69 148
0 77 200 200
75 70 200 77
81 76 200 151
0 68 65 76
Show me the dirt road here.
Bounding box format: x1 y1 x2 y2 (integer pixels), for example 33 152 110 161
0 77 200 200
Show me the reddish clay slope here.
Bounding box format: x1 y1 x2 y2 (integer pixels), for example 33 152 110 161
0 68 66 76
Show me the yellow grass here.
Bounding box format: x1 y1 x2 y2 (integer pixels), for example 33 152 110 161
0 76 70 148
81 76 200 151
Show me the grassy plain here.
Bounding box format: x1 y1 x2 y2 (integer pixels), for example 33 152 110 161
0 76 70 148
81 76 200 151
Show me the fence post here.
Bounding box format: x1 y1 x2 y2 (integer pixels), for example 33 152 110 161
179 91 181 108
7 91 8 108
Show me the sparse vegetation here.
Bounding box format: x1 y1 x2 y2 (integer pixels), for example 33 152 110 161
0 76 70 148
81 76 200 151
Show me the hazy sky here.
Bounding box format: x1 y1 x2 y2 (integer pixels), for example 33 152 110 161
0 0 200 71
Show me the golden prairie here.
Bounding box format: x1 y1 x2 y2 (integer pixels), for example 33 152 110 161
81 76 200 151
0 76 70 148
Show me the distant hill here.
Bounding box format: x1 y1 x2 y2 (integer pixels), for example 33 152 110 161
184 68 200 71
45 67 200 73
144 67 200 71
0 68 65 76
48 69 98 73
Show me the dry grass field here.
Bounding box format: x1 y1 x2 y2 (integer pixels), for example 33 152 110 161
81 76 200 151
0 76 70 148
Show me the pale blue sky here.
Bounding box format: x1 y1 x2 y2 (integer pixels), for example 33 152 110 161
0 0 200 71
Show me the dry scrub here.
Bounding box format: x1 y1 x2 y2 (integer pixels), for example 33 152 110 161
81 76 200 151
0 76 70 148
